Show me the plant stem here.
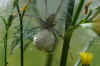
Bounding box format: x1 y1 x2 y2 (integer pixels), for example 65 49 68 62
16 4 24 66
60 31 72 66
60 0 75 66
19 15 24 66
4 30 8 66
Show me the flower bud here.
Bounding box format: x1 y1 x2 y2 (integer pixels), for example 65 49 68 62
80 52 93 64
21 4 28 12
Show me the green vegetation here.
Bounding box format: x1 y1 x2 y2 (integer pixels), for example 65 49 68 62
0 0 100 66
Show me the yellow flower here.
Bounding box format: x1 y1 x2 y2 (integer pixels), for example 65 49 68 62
80 52 93 64
21 4 28 12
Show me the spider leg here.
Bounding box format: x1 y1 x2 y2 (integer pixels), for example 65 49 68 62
48 0 64 24
54 0 64 19
51 30 58 52
44 0 48 18
13 13 41 19
13 13 48 26
54 29 64 39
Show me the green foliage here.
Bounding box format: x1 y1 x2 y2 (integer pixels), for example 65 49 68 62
13 0 19 8
72 0 85 25
0 0 100 66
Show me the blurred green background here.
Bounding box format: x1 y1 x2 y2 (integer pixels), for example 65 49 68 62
0 0 100 66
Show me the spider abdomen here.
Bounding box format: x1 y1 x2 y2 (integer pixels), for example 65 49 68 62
33 29 55 51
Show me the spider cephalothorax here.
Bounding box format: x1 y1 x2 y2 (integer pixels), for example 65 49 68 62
39 14 56 30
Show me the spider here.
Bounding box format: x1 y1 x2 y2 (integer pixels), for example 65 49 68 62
12 0 64 52
32 0 64 52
